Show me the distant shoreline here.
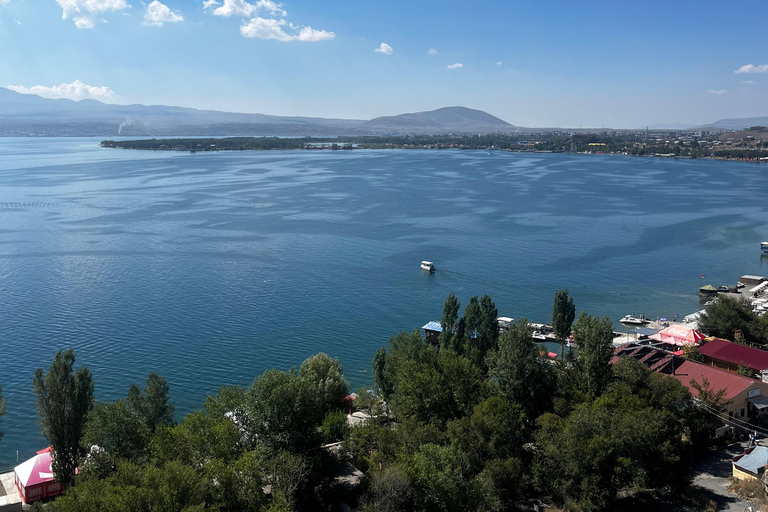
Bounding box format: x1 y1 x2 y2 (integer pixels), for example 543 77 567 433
100 138 767 163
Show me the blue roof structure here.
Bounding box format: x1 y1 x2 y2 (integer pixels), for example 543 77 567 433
422 321 442 332
734 446 768 474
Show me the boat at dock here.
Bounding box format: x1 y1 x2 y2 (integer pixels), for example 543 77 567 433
420 261 436 272
762 242 768 254
620 314 649 325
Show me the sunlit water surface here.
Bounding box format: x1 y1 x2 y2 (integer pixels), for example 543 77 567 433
1 138 768 465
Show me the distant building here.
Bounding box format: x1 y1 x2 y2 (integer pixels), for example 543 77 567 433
741 275 766 287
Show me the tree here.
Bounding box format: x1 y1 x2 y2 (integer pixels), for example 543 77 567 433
552 290 575 359
737 364 756 379
466 295 499 368
127 373 175 434
462 296 481 342
372 347 392 400
299 352 350 413
33 349 94 485
488 318 555 420
698 295 757 342
573 311 615 397
83 399 149 461
248 369 322 454
438 293 460 349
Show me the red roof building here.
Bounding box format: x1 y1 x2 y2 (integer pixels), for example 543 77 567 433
614 344 768 423
698 338 768 378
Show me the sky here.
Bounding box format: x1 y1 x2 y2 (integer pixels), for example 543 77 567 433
1 0 767 128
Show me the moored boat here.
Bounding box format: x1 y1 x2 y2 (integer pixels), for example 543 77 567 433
620 314 648 325
762 241 768 254
420 261 436 272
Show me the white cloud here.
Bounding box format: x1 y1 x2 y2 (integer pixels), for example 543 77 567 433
706 89 728 95
55 0 128 28
427 48 437 55
296 25 333 41
239 16 332 41
73 16 94 28
0 0 12 5
202 0 219 8
742 80 758 84
213 0 285 17
447 62 463 69
143 1 183 26
7 80 116 101
375 42 392 55
734 64 768 74
496 61 502 65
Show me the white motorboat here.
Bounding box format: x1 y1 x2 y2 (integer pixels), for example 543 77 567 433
762 241 768 254
620 314 648 325
420 261 436 272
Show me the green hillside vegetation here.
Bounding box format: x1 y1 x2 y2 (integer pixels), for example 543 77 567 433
19 293 723 512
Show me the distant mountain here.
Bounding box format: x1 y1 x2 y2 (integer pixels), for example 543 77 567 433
0 88 515 137
647 123 697 130
363 106 517 133
699 116 768 131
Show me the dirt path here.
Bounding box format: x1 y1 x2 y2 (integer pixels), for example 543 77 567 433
693 447 756 512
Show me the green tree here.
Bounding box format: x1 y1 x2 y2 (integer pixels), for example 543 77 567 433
248 369 322 454
83 399 149 461
438 293 460 349
573 311 615 397
466 295 499 368
127 373 175 434
698 295 756 342
406 443 474 511
363 467 411 512
321 410 350 444
488 318 556 420
462 296 481 344
372 347 392 400
737 364 756 378
551 289 575 359
150 409 241 466
299 352 350 413
33 349 94 485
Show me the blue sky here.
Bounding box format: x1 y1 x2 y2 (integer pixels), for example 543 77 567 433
1 0 767 127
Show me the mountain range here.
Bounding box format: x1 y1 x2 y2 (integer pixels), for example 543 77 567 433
1 87 766 135
0 88 516 136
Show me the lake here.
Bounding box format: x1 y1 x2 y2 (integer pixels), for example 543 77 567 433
1 138 768 465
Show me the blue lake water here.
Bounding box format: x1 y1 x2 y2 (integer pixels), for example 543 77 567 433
1 138 768 465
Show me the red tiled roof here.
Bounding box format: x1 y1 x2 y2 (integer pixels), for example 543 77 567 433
699 338 768 371
671 359 757 400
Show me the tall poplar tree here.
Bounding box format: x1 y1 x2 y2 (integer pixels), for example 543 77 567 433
551 290 576 359
572 311 614 397
439 293 460 349
33 349 94 485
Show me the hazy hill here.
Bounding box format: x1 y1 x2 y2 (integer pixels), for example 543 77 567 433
699 116 768 131
363 106 516 133
0 88 515 136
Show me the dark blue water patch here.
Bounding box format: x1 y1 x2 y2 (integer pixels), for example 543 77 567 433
0 139 768 464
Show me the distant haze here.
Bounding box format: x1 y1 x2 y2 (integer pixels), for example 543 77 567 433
0 87 764 136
